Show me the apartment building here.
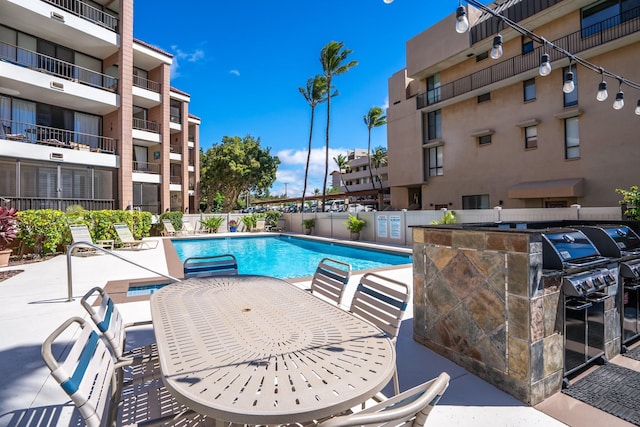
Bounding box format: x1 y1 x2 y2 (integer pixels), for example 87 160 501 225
387 0 639 211
0 0 200 214
331 149 390 209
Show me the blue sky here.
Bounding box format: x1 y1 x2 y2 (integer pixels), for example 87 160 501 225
133 0 464 197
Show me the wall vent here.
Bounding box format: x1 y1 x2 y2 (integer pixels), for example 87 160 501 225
50 11 65 22
50 152 64 160
50 81 64 91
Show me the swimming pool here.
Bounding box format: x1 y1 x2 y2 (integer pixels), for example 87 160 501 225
171 235 412 280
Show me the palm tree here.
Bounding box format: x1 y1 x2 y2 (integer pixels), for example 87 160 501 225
370 146 388 190
320 41 357 211
333 153 351 193
364 107 387 191
298 75 328 211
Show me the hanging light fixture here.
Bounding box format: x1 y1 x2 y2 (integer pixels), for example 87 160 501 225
539 53 551 76
563 61 575 94
636 100 640 115
490 19 504 60
597 70 608 101
456 0 470 33
613 80 624 110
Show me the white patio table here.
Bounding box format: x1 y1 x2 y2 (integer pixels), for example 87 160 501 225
150 275 396 425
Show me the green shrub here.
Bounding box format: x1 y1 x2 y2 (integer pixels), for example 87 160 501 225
344 215 366 233
200 215 225 233
265 210 282 228
241 214 258 231
17 209 68 255
158 211 184 233
616 185 640 219
431 210 456 225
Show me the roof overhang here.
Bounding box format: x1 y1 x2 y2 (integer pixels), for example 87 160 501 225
508 178 584 199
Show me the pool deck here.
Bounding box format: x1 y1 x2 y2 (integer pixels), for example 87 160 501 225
0 232 636 426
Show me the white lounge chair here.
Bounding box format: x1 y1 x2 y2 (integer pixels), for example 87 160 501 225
161 219 177 236
69 224 113 256
182 219 197 235
310 257 352 307
113 223 158 250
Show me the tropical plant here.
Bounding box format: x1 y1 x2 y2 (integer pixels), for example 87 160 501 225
333 153 351 193
320 41 358 211
299 75 329 211
199 135 280 213
364 107 387 191
240 214 258 231
431 210 457 225
303 218 315 229
370 146 388 190
344 214 366 233
0 207 18 251
616 185 640 219
200 215 225 233
265 210 282 229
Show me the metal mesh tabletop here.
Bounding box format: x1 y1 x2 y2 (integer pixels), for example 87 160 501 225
150 275 396 425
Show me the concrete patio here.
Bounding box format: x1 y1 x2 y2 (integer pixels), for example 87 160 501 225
0 234 615 426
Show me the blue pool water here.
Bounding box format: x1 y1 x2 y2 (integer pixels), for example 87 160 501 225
171 235 412 280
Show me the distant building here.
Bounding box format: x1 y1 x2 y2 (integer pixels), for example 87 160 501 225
332 149 390 209
0 0 200 214
387 0 639 210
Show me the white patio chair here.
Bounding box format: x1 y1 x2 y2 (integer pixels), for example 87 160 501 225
162 219 177 236
182 219 197 235
81 286 160 385
317 373 450 427
349 272 410 396
113 223 158 250
310 257 352 307
69 224 113 256
42 317 214 427
183 254 238 279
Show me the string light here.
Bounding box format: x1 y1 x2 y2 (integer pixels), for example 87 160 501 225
614 80 625 110
455 1 470 34
597 70 608 101
563 61 575 94
539 53 551 77
490 19 504 60
635 100 640 115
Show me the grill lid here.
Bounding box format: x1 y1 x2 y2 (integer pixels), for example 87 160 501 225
542 229 602 270
577 225 640 258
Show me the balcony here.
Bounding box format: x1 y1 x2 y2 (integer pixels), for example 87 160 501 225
416 8 640 109
132 118 160 133
0 42 117 93
170 175 182 185
133 161 160 174
42 0 119 31
1 119 116 153
1 196 113 211
133 74 161 93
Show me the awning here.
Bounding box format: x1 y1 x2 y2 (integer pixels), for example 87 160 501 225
508 178 584 199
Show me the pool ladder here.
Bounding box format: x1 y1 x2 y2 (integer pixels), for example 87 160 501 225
65 241 181 302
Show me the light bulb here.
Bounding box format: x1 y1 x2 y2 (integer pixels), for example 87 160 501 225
383 0 394 3
490 35 503 59
563 71 575 93
635 100 640 115
613 91 624 110
539 54 551 76
456 6 469 33
596 81 608 101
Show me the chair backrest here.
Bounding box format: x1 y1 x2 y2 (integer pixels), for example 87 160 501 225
310 257 352 306
183 254 238 278
162 219 176 234
317 373 450 427
42 317 119 427
113 223 135 242
349 272 410 340
255 219 265 231
69 224 93 244
182 219 195 233
81 287 126 358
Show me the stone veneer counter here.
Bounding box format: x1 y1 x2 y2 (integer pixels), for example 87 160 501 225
411 224 620 405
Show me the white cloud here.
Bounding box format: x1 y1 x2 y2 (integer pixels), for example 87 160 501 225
169 46 205 79
229 69 240 76
382 96 389 110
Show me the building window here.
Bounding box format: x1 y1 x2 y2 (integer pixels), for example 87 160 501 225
427 73 441 105
423 109 441 142
563 66 578 107
525 125 538 149
477 93 491 103
427 145 443 177
565 116 580 159
462 194 489 209
170 99 182 124
522 36 534 54
523 78 536 102
476 51 489 62
581 0 640 37
478 134 492 145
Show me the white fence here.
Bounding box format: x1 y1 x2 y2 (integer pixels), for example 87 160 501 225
185 206 625 247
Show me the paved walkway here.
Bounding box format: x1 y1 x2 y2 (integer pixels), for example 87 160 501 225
0 237 567 426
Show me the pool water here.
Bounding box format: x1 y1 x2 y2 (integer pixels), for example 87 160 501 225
171 235 412 280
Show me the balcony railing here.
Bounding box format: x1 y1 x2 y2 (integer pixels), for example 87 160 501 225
42 0 118 31
417 8 640 109
169 145 182 154
0 42 118 93
132 118 160 133
133 74 161 93
133 161 160 174
170 114 182 124
1 119 116 154
0 196 114 211
170 175 182 185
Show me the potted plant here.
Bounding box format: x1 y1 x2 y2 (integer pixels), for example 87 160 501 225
228 219 238 232
302 218 315 235
200 215 225 233
241 214 258 232
344 214 366 241
0 207 18 267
